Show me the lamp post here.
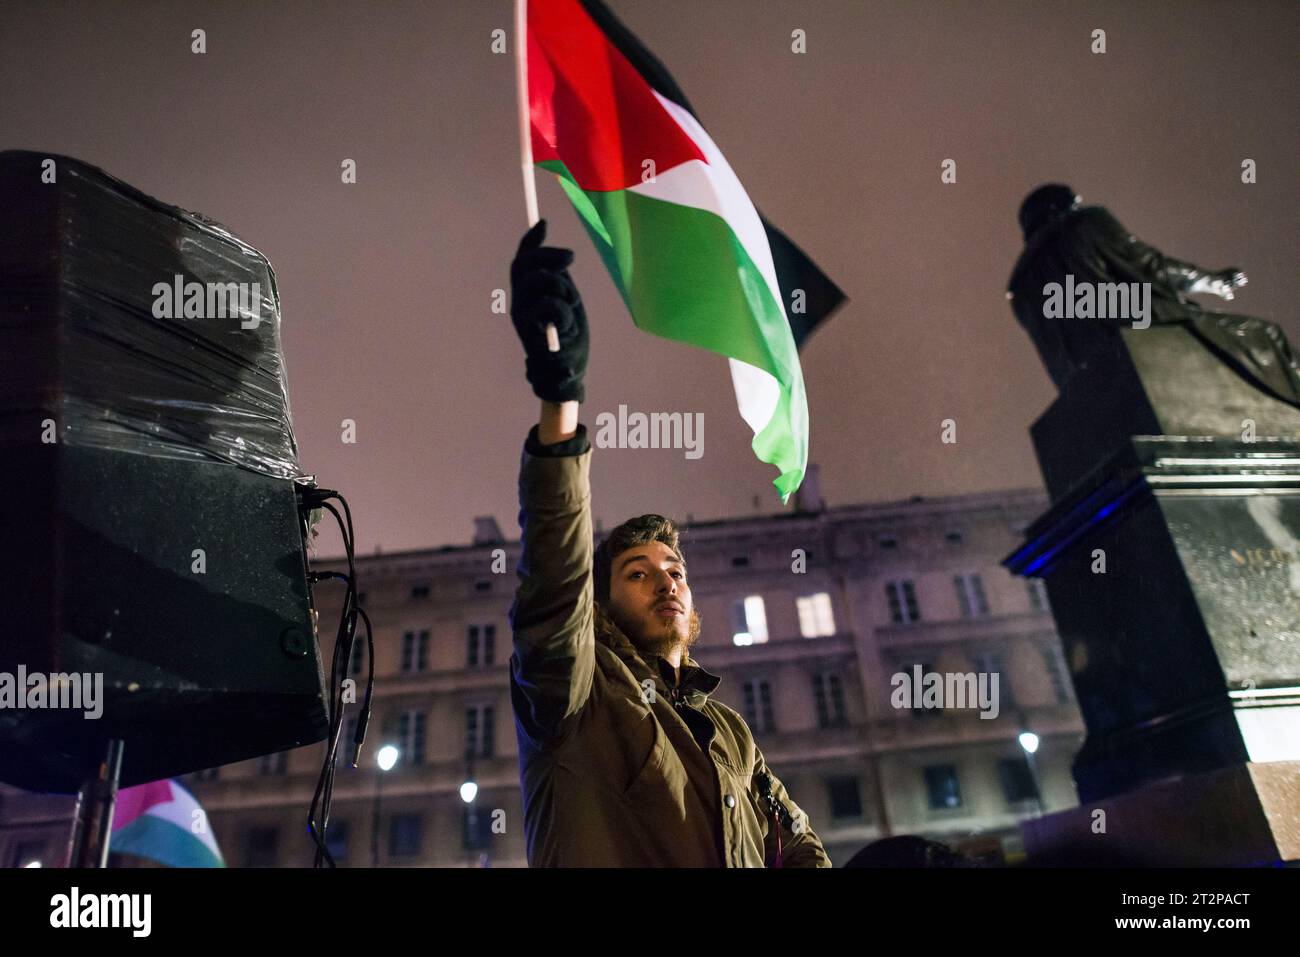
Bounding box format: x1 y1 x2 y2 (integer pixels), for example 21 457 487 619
371 744 399 868
1017 729 1046 818
460 772 479 868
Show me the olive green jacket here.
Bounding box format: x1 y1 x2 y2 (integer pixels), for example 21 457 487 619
508 425 831 867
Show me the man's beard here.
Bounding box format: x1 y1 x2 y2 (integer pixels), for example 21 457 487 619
621 608 702 660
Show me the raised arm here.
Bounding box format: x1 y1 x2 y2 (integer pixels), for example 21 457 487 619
1093 207 1247 299
506 221 595 749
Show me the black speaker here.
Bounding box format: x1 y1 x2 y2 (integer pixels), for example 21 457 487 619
0 150 330 793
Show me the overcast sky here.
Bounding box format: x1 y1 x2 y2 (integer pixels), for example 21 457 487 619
3 0 1295 556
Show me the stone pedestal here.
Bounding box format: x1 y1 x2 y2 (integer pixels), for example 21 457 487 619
1005 322 1300 818
1021 760 1300 866
1007 437 1300 802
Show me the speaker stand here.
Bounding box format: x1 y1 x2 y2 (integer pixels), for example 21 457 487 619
65 739 125 868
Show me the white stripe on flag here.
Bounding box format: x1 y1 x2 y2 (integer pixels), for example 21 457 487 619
631 92 789 436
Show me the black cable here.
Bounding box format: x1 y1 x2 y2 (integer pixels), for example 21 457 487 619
311 499 352 868
298 489 371 869
306 539 348 862
352 607 376 768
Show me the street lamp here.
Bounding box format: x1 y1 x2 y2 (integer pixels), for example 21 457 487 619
371 744 399 867
462 770 486 867
1017 728 1045 817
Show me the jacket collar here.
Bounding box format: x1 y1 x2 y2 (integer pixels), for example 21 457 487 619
596 612 721 703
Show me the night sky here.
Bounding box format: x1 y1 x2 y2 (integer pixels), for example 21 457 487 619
3 0 1295 555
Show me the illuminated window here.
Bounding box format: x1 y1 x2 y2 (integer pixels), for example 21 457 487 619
731 595 768 645
796 592 835 637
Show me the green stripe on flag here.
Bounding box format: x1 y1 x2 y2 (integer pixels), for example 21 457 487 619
539 159 807 501
112 815 225 868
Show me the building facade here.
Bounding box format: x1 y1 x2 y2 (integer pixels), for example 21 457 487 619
0 485 1084 868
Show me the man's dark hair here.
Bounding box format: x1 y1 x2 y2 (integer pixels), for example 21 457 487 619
593 514 685 606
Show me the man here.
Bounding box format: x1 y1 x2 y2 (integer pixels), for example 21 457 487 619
1007 183 1300 407
505 219 831 868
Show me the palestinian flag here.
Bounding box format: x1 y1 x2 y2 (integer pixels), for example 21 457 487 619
110 779 225 868
524 0 846 503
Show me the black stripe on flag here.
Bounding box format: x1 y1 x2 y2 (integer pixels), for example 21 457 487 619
577 0 848 351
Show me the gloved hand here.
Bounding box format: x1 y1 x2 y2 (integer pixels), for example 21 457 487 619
509 219 589 403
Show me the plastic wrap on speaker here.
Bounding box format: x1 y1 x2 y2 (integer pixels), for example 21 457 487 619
0 150 300 479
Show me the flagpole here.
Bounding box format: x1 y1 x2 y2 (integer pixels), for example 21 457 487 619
514 0 559 353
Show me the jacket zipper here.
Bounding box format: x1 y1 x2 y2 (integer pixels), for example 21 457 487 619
669 680 729 866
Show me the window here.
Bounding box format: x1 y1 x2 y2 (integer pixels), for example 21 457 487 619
796 592 835 637
8 840 45 868
731 555 750 568
245 827 279 867
192 766 220 783
907 661 943 718
944 530 964 544
1043 646 1070 702
325 820 350 864
885 580 920 624
397 710 426 766
467 624 496 667
972 650 1012 706
474 580 492 593
410 584 430 600
465 704 495 759
998 757 1040 804
742 679 775 734
1027 578 1050 613
878 535 898 550
812 672 846 728
827 777 863 819
389 814 422 857
401 630 430 674
923 765 962 810
731 596 768 646
257 751 287 776
954 573 990 618
463 806 493 852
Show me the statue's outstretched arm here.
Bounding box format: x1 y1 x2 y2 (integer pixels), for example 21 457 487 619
1127 230 1248 300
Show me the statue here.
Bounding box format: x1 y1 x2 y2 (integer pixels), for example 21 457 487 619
1007 183 1300 408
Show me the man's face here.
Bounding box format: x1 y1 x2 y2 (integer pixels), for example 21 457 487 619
606 540 700 659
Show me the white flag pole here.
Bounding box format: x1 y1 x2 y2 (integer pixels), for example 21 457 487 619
514 0 560 352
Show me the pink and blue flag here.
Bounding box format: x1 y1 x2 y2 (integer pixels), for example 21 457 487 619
111 778 225 868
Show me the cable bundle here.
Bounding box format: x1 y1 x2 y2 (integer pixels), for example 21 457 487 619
300 488 374 868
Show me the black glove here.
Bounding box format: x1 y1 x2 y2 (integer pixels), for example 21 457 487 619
509 219 589 403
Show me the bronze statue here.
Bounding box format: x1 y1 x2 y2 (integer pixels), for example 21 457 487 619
1007 183 1300 408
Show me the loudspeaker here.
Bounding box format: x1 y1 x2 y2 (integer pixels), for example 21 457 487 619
0 150 330 793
